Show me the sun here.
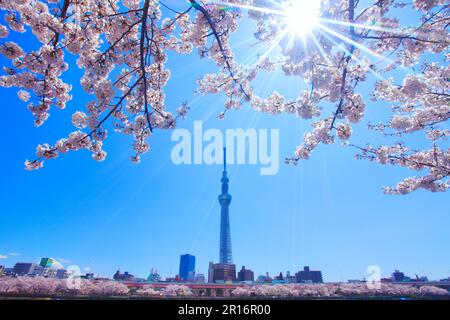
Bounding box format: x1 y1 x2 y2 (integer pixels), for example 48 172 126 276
285 0 321 37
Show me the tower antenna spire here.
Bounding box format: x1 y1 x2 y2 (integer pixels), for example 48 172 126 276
223 147 227 171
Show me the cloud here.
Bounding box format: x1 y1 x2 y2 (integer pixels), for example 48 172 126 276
56 257 71 264
9 252 20 256
84 267 91 272
0 254 7 259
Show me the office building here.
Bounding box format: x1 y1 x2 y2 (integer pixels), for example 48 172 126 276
390 270 412 282
208 262 215 283
113 270 135 281
179 254 196 282
56 269 68 279
237 266 254 283
210 263 236 283
295 266 323 283
12 263 37 276
39 257 55 268
29 265 45 277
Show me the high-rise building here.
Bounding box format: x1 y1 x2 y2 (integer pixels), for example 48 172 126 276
219 147 233 264
12 263 38 276
208 262 215 283
237 266 254 283
39 257 55 268
56 269 68 279
295 266 323 283
212 263 236 283
179 254 196 282
208 262 236 283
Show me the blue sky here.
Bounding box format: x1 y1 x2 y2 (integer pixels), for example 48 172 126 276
0 1 449 282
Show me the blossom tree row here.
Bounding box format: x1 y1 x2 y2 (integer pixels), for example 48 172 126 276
1 276 448 298
0 276 129 297
231 283 449 298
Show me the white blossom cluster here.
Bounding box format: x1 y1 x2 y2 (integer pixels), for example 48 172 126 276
1 277 448 298
231 283 449 298
0 0 448 194
0 276 129 297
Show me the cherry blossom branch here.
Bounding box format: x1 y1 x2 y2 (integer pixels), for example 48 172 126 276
0 0 448 194
189 0 251 102
140 0 152 133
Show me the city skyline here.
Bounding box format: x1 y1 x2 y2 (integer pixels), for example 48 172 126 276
2 254 448 284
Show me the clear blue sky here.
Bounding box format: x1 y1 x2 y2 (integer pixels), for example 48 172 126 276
0 1 449 282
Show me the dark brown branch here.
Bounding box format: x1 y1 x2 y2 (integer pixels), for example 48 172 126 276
52 0 70 47
140 0 153 132
330 0 356 131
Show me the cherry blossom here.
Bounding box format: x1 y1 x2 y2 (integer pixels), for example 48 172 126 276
136 287 163 297
0 277 448 298
0 0 448 194
162 284 193 297
231 283 449 298
0 276 129 297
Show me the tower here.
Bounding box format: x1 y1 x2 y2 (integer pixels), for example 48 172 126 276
218 147 233 264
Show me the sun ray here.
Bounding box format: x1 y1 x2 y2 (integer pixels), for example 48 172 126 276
202 0 414 96
309 33 336 68
317 24 397 66
319 31 387 81
319 18 406 35
284 0 321 38
208 0 286 16
256 28 290 63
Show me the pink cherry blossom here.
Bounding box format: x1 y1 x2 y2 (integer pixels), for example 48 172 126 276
0 0 447 194
0 277 129 297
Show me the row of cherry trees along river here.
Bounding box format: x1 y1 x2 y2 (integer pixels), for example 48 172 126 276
0 276 448 298
0 0 448 194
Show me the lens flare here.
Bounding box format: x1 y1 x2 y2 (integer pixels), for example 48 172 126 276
285 0 321 37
